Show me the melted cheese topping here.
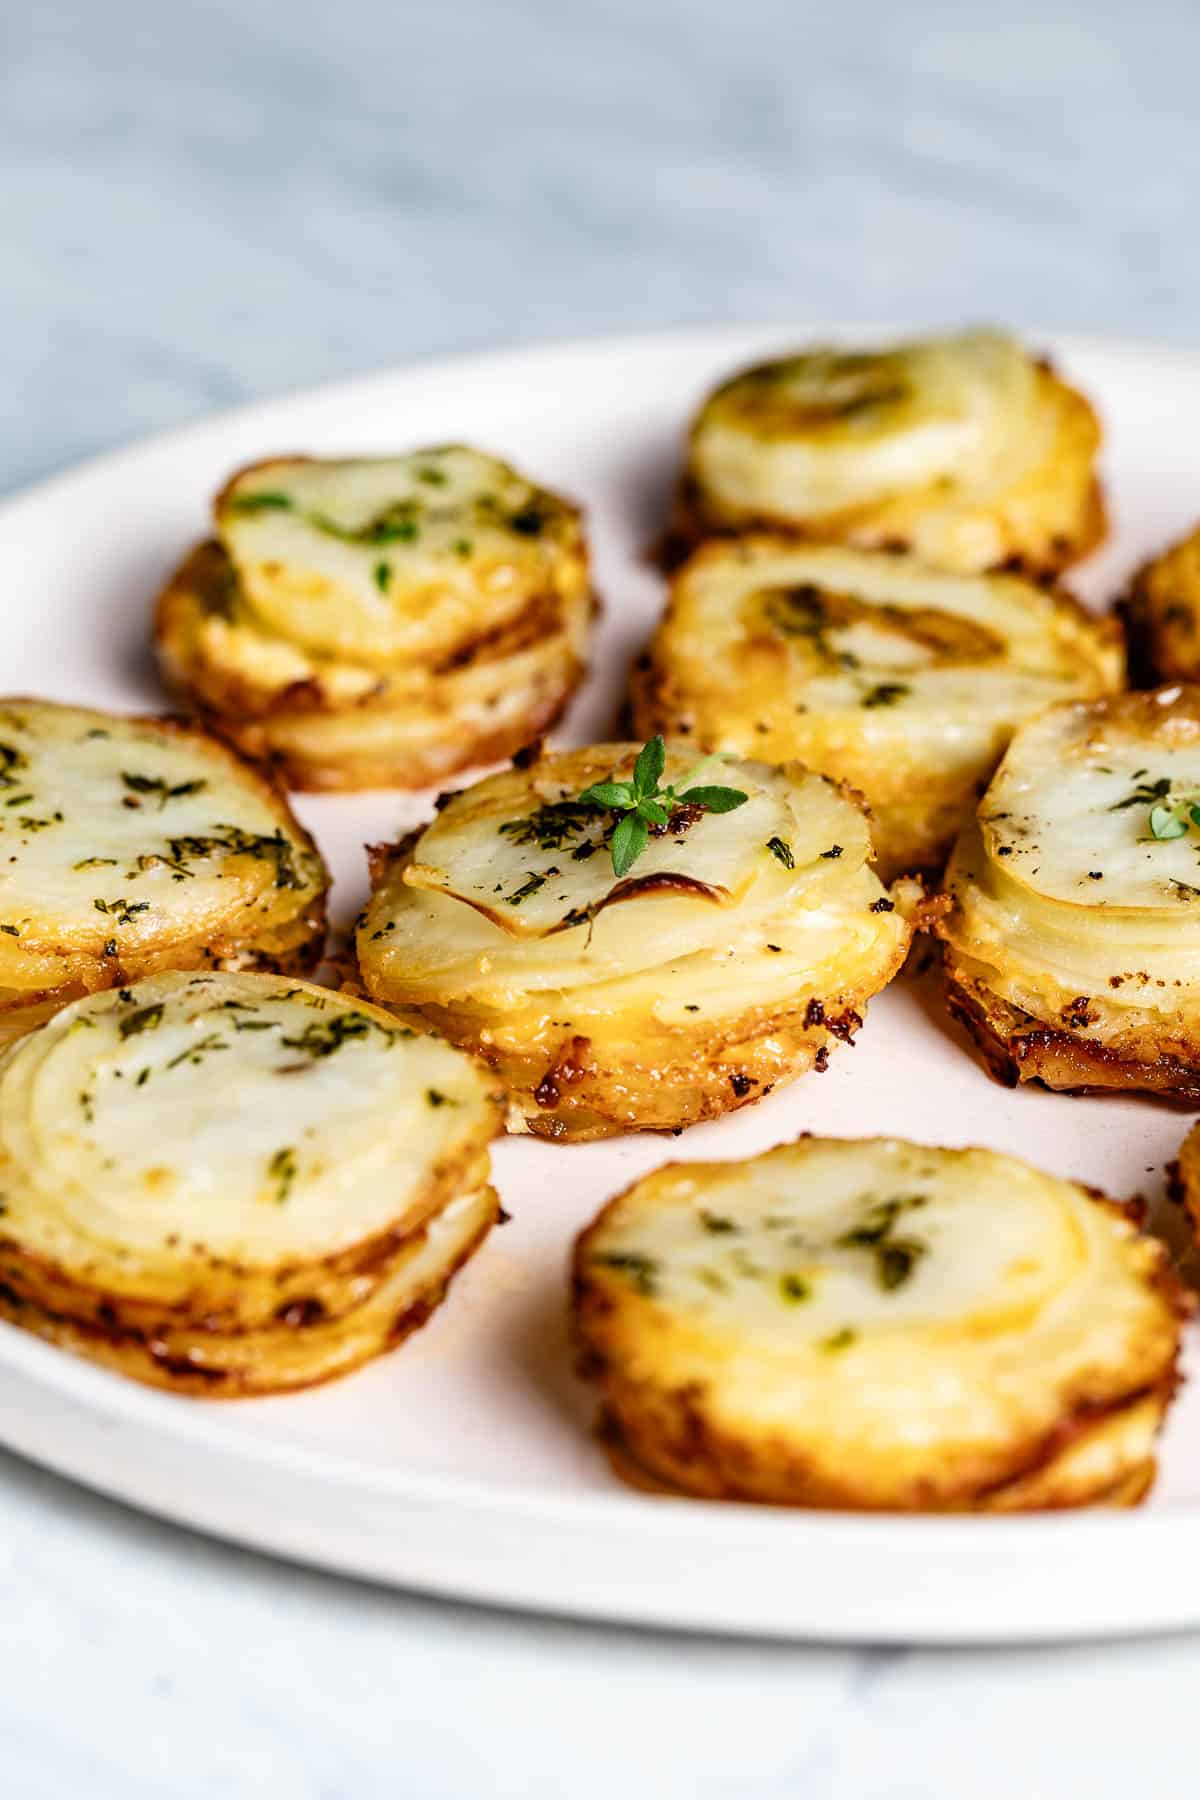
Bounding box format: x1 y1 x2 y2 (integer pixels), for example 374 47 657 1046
688 330 1044 521
0 700 324 980
577 1137 1178 1480
0 972 500 1280
218 446 586 668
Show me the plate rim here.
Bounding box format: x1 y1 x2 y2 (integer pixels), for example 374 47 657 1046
4 321 1200 1641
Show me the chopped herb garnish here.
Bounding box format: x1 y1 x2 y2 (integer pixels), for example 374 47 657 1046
118 1003 164 1040
120 772 208 810
164 1032 228 1072
506 871 547 906
779 1272 811 1304
278 1012 383 1059
698 1209 738 1234
766 835 795 869
227 491 294 513
820 1326 857 1353
268 1146 298 1204
499 800 597 852
93 897 151 926
861 682 910 708
74 857 118 870
373 561 392 593
594 1250 659 1296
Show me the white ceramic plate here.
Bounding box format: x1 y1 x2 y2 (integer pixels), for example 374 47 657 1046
2 326 1200 1645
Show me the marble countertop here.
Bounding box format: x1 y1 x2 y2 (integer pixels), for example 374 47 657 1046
5 0 1200 1793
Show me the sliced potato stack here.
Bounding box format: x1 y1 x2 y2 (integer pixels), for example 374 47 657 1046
573 1136 1186 1510
1121 522 1200 685
674 328 1105 576
938 686 1200 1100
0 698 326 1042
357 743 914 1140
0 972 502 1394
632 539 1123 878
155 446 595 790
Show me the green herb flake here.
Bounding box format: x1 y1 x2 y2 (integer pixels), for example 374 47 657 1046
228 491 294 513
120 772 208 810
373 561 392 593
506 872 547 907
698 1209 738 1235
268 1146 298 1204
766 835 795 869
594 1250 659 1296
118 1003 164 1041
861 682 910 708
779 1272 811 1304
820 1326 857 1353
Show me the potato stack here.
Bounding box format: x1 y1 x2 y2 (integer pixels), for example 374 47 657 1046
155 446 595 790
632 539 1123 879
0 698 327 1044
358 742 914 1139
939 687 1200 1100
673 328 1105 576
0 972 502 1394
573 1136 1186 1510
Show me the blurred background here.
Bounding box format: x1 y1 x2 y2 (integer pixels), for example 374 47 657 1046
4 0 1196 491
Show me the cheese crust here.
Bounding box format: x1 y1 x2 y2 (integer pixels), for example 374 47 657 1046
0 698 327 1035
631 539 1123 879
155 447 595 790
938 686 1200 1098
674 330 1106 577
572 1136 1185 1510
1121 524 1200 686
357 744 914 1139
0 971 502 1395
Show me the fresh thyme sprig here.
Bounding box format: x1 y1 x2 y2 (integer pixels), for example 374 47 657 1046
576 737 748 878
1147 789 1200 841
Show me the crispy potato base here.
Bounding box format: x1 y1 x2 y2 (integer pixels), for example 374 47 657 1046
0 1184 499 1398
942 947 1200 1104
155 540 595 792
670 365 1106 579
387 980 902 1142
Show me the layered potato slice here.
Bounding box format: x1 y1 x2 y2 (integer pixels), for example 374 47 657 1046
0 699 326 1040
1121 523 1200 686
675 329 1106 576
357 744 914 1140
938 687 1200 1099
0 971 502 1395
155 446 595 790
631 539 1123 879
572 1136 1186 1510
